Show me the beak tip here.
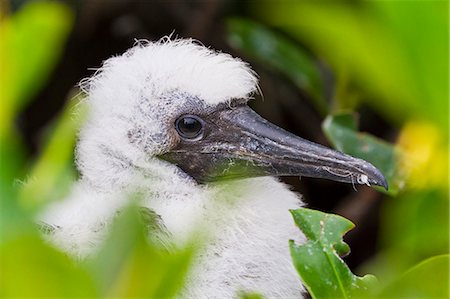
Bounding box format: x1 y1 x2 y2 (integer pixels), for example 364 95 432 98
380 177 389 191
368 165 388 190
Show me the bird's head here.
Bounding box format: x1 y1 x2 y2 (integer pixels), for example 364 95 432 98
78 38 387 190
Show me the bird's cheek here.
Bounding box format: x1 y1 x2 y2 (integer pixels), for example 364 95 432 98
165 127 184 151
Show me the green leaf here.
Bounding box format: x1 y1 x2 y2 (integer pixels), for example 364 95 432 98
18 92 86 210
0 1 74 137
0 233 97 298
86 202 195 298
378 255 449 298
322 112 403 194
289 208 377 299
1 171 96 298
364 189 449 282
0 1 74 206
226 18 327 115
0 130 26 204
239 291 264 299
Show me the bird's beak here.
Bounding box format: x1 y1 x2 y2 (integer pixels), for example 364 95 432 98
161 105 388 189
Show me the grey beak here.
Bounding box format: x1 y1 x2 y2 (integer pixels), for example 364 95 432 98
161 105 388 190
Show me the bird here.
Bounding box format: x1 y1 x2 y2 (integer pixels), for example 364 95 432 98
39 38 387 298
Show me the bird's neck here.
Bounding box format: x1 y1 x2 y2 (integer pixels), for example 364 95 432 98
43 152 305 297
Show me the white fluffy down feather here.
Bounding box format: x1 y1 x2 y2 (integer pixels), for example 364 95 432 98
40 38 305 298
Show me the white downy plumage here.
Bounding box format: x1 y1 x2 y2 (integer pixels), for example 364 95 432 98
40 38 307 298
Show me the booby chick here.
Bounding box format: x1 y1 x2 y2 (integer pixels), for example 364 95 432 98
40 38 387 298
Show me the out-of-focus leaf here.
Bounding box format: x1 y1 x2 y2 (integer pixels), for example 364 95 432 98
19 92 86 209
0 234 97 298
256 1 448 132
0 185 33 246
0 0 73 224
363 189 449 282
226 18 327 115
239 292 264 299
87 202 194 298
373 1 449 132
322 112 403 194
377 255 449 298
289 208 377 299
0 131 26 203
397 121 448 191
0 0 73 137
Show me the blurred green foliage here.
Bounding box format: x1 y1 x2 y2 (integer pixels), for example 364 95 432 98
1 0 448 298
378 255 449 298
1 201 194 298
254 0 449 131
0 0 73 135
85 203 194 298
19 92 84 210
0 0 73 201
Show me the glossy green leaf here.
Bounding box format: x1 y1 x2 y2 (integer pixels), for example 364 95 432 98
227 18 327 115
87 203 195 298
322 112 403 194
289 208 377 299
378 255 449 298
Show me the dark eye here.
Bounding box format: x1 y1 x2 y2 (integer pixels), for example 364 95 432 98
175 115 204 140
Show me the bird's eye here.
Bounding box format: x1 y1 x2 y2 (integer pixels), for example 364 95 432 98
175 115 204 140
